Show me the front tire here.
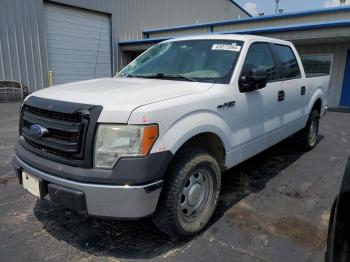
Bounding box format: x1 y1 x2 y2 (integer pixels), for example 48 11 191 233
153 148 221 239
294 109 320 150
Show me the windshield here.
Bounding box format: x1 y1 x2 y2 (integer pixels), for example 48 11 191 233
117 39 243 84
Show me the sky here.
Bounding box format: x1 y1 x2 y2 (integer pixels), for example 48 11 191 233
235 0 350 16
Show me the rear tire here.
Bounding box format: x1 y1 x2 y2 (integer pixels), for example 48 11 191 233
153 148 221 239
294 109 320 150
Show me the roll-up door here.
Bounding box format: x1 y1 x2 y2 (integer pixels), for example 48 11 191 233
44 3 112 85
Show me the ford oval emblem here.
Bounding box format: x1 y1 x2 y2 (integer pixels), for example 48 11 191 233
29 124 48 138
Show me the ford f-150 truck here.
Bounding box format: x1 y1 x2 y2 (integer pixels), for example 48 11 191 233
13 35 330 238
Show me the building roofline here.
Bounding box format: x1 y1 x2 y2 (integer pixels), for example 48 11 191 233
119 19 350 46
229 0 251 17
143 6 350 35
221 19 350 34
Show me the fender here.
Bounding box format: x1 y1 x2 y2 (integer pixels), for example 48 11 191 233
307 87 323 115
150 110 231 156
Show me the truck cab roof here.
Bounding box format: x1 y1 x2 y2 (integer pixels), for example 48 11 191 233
163 34 293 46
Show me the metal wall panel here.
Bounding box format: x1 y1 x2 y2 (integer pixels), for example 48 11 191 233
44 2 112 85
0 0 247 92
117 0 247 42
0 0 48 92
149 28 211 39
46 0 248 72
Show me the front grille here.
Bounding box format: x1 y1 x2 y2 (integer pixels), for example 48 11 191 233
19 96 102 168
21 105 87 159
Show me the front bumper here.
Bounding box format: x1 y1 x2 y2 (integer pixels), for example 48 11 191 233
13 155 163 218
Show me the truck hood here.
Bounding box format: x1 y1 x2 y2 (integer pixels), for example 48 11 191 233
32 77 213 123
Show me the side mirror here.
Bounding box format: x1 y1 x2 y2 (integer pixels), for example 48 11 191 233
239 68 268 93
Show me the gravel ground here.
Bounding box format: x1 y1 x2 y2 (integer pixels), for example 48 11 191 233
0 102 349 262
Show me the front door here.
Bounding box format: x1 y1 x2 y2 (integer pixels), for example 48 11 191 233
234 42 283 161
340 51 350 108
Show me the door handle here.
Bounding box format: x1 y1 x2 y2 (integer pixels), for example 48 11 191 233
301 86 306 96
278 90 285 102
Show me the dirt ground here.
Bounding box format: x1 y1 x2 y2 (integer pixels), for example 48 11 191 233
1 102 350 261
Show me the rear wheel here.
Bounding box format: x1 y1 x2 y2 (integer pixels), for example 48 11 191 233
153 148 221 239
294 109 320 150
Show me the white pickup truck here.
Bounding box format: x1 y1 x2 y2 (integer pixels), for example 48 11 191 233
13 35 329 238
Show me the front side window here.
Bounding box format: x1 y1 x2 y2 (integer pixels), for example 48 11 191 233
274 44 301 79
117 40 243 84
241 42 277 82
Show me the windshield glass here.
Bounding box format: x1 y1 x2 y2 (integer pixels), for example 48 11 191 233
117 39 243 84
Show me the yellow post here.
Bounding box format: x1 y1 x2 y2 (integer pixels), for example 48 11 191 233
48 70 53 87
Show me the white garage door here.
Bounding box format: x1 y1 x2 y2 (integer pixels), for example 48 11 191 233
44 3 112 85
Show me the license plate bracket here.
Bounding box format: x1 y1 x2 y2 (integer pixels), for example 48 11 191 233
22 171 46 199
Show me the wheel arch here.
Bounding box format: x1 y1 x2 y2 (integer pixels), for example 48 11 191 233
308 90 323 114
152 111 231 171
312 98 322 113
176 132 226 171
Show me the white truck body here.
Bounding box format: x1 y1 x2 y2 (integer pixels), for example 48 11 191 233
13 34 329 236
32 35 329 169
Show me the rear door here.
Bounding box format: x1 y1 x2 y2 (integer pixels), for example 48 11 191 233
271 44 307 128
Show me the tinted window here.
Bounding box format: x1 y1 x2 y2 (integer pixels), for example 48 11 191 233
274 45 301 79
242 42 277 81
301 54 332 76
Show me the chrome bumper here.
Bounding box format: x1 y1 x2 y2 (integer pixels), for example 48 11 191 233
14 155 162 218
322 106 328 117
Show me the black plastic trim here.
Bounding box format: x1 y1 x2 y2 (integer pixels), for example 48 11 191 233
12 156 22 184
238 41 280 91
14 143 173 185
20 96 102 168
48 183 87 213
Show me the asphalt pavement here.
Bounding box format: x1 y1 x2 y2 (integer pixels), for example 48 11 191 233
1 102 349 262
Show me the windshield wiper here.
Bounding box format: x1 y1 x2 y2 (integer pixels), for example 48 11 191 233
134 73 196 82
159 73 197 82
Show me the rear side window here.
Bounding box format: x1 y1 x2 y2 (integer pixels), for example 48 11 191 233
301 54 332 77
241 42 277 82
274 44 301 79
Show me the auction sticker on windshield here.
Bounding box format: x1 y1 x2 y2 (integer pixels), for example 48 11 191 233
212 43 241 52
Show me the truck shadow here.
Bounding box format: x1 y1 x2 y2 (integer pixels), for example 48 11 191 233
33 136 324 260
212 135 324 222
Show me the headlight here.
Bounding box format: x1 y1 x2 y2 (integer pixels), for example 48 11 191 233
94 124 158 168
